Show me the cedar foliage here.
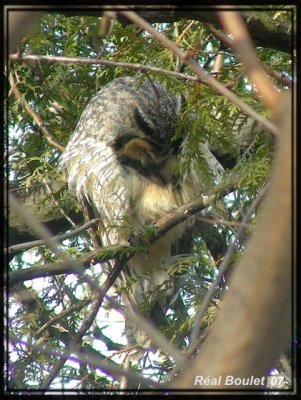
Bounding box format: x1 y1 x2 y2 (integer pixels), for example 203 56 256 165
6 10 293 392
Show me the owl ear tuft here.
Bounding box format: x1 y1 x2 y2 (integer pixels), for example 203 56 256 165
134 107 157 138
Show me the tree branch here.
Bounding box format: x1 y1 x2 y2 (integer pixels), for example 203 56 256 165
6 218 100 256
188 183 269 352
217 11 283 113
119 10 280 137
173 65 292 391
204 22 292 88
9 333 161 389
39 295 103 389
8 245 136 288
8 72 65 152
7 8 292 56
9 53 200 83
63 7 293 54
35 299 90 336
7 176 237 288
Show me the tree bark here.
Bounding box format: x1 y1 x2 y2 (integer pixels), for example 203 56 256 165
7 8 293 56
70 7 293 54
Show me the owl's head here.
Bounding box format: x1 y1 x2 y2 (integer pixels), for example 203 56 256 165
110 76 184 174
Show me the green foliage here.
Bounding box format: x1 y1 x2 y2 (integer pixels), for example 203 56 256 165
234 132 274 195
7 10 292 391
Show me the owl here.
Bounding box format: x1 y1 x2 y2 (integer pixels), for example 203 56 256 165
59 76 222 348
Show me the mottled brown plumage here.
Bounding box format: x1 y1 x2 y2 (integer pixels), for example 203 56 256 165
59 76 222 348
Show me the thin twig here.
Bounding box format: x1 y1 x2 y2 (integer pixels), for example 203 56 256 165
204 22 292 88
188 183 269 351
175 20 196 45
107 298 187 369
7 177 237 287
102 346 137 362
217 11 283 112
263 65 292 88
119 10 279 137
9 333 161 389
8 72 65 152
9 53 200 83
39 295 102 389
6 218 100 255
8 192 125 302
42 178 77 228
35 299 90 336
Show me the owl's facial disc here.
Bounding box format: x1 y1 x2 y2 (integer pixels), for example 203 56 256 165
111 132 170 178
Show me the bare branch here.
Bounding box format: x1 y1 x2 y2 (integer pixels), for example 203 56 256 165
174 93 292 388
119 10 279 137
217 11 283 112
8 245 136 288
263 65 292 88
6 218 100 256
188 183 269 351
35 299 90 336
9 53 200 83
39 295 102 389
175 20 196 45
7 174 237 288
8 72 65 152
204 22 292 88
8 192 126 300
9 333 161 389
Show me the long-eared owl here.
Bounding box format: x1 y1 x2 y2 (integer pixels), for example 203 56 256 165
59 76 220 347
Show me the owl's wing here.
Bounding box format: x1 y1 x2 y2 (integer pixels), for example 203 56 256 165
59 76 218 352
